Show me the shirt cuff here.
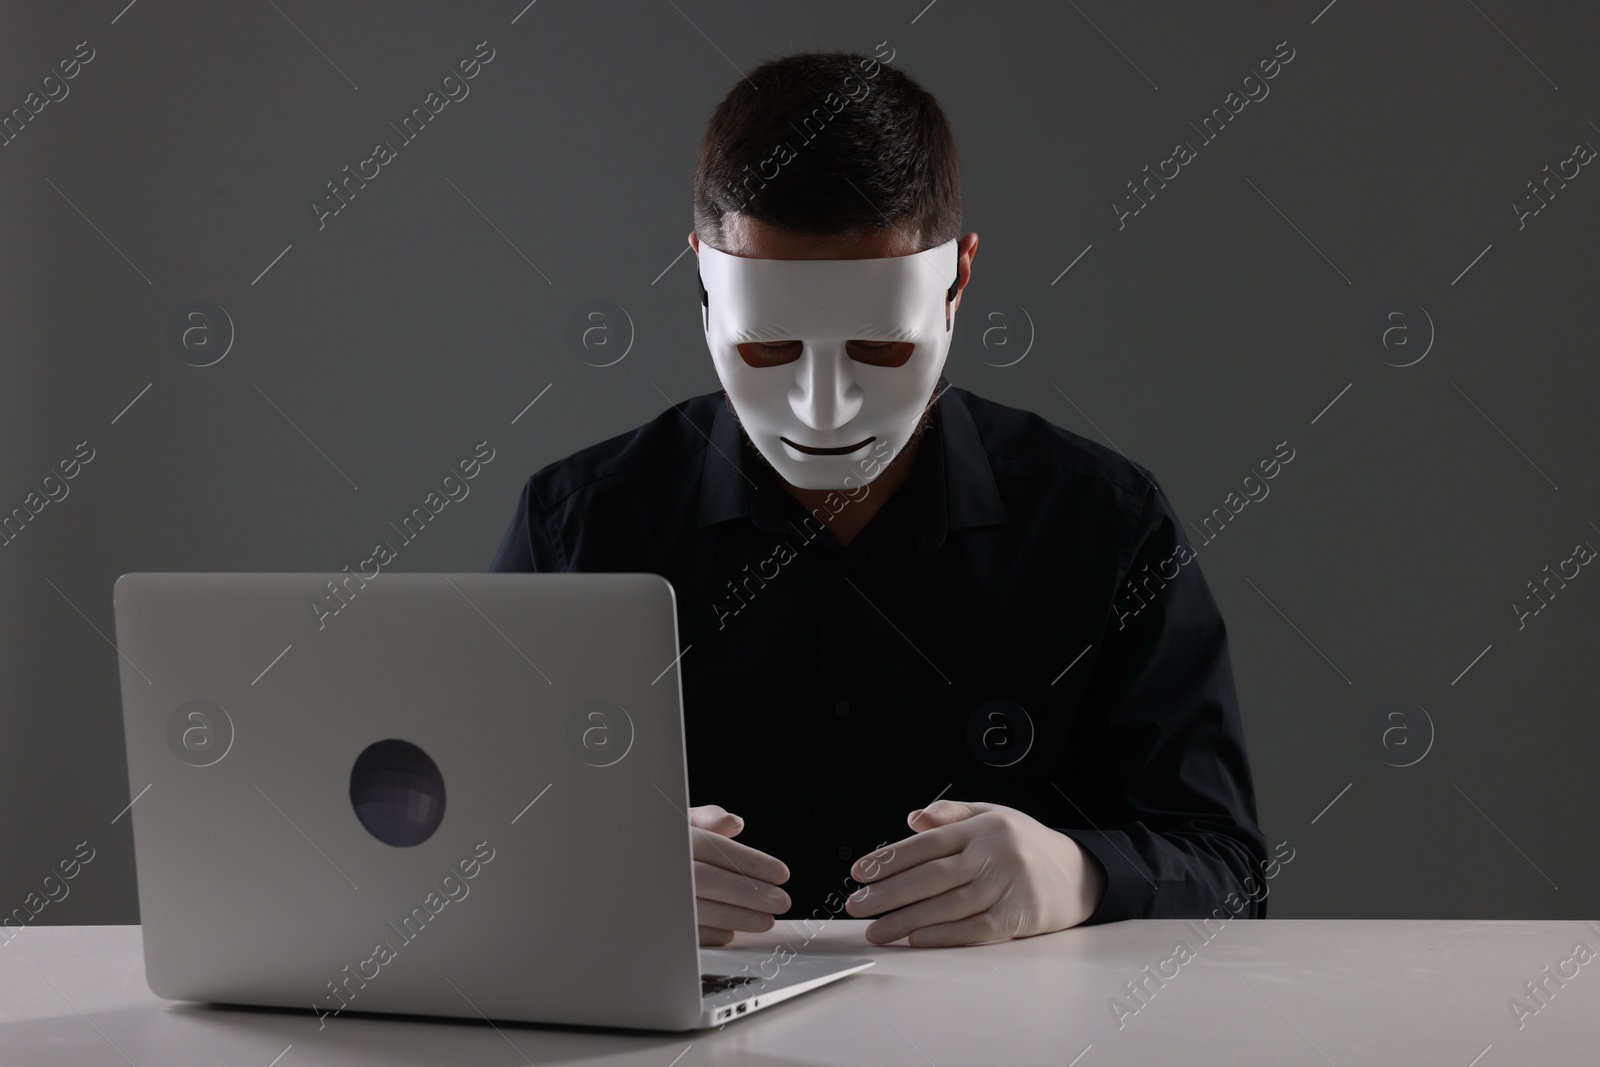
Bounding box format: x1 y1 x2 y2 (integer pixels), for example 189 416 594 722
1053 827 1155 925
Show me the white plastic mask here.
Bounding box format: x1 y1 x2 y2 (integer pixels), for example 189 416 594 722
697 237 960 491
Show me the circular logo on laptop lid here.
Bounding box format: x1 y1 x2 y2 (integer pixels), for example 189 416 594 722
349 738 447 847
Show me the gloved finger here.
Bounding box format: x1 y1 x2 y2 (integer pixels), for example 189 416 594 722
902 907 1017 949
695 895 778 934
692 827 790 885
850 820 970 884
863 879 1005 945
694 858 791 914
699 925 735 946
688 804 745 836
846 852 971 917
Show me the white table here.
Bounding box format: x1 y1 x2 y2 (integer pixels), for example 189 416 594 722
3 920 1595 1065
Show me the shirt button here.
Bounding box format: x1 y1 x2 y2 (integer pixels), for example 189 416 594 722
834 701 850 717
837 845 853 861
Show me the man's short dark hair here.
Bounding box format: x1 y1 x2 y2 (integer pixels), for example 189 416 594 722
693 49 962 252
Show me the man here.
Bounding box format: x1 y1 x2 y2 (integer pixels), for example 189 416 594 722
490 49 1269 949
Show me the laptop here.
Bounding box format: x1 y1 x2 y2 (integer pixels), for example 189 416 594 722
111 571 873 1031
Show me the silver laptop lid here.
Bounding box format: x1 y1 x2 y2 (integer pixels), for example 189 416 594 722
112 572 705 1031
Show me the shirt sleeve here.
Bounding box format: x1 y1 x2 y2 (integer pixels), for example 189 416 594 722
1053 473 1271 924
488 475 567 573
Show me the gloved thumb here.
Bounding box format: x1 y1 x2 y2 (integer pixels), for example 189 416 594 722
688 804 744 836
909 799 990 829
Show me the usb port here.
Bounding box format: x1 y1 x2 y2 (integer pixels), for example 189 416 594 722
736 1003 747 1014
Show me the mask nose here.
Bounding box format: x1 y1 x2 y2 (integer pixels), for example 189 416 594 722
787 343 864 432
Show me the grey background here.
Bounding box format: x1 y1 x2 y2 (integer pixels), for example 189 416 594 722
3 0 1595 924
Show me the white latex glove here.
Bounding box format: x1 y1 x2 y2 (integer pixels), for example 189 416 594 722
688 804 792 946
843 799 1107 947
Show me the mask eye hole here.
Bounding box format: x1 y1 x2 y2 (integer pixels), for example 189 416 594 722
736 341 802 367
847 340 915 367
734 340 915 368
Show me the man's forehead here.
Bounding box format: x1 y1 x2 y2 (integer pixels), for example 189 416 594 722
699 241 948 335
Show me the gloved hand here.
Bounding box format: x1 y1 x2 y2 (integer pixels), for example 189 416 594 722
844 799 1107 947
688 804 792 946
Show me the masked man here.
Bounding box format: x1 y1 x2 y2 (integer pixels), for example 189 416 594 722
490 49 1272 948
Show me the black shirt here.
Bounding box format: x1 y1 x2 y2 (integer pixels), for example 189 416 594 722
488 381 1269 924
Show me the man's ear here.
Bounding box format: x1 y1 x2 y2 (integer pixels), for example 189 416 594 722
692 232 709 330
950 232 978 321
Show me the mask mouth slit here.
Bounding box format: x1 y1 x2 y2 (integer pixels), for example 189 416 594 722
780 436 875 456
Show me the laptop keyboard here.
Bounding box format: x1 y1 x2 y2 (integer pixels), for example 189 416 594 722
701 973 759 996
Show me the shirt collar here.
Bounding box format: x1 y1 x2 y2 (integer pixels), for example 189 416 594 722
697 380 1007 535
